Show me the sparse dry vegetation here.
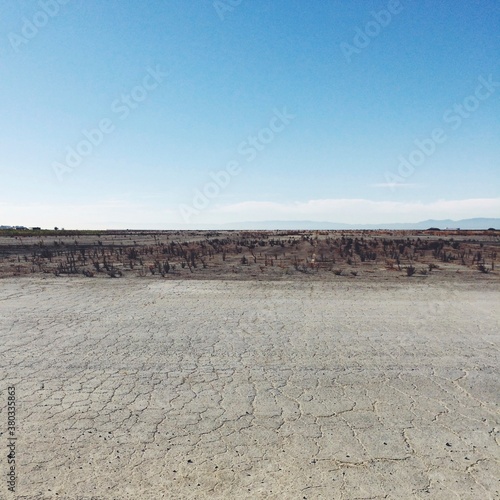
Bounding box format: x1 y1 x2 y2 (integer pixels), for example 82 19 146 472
0 229 498 280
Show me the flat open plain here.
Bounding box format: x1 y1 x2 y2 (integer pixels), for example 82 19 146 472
0 277 499 499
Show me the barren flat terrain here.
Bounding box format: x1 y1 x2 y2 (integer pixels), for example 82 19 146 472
0 277 499 499
1 229 499 281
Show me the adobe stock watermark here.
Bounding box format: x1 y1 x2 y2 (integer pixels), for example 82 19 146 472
178 107 295 223
340 0 403 64
52 65 167 182
384 75 499 188
8 0 71 52
213 0 244 21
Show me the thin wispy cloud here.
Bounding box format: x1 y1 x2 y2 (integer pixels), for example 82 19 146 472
371 183 423 189
205 198 500 225
3 197 498 229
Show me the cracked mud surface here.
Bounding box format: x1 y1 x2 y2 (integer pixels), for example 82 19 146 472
0 277 499 499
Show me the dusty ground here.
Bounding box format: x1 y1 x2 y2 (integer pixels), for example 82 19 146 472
0 277 499 499
1 229 499 281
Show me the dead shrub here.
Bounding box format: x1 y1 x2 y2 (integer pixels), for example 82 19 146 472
406 265 416 277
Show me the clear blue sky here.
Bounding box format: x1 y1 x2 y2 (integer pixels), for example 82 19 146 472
1 0 499 228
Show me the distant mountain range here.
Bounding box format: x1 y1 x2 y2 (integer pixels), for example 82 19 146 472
185 218 500 230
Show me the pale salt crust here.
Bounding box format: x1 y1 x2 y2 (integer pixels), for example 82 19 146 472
0 277 498 499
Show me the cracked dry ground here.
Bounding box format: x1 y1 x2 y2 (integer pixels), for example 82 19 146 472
0 278 499 499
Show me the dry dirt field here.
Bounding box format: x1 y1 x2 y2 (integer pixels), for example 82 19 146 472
1 229 499 281
0 272 499 499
